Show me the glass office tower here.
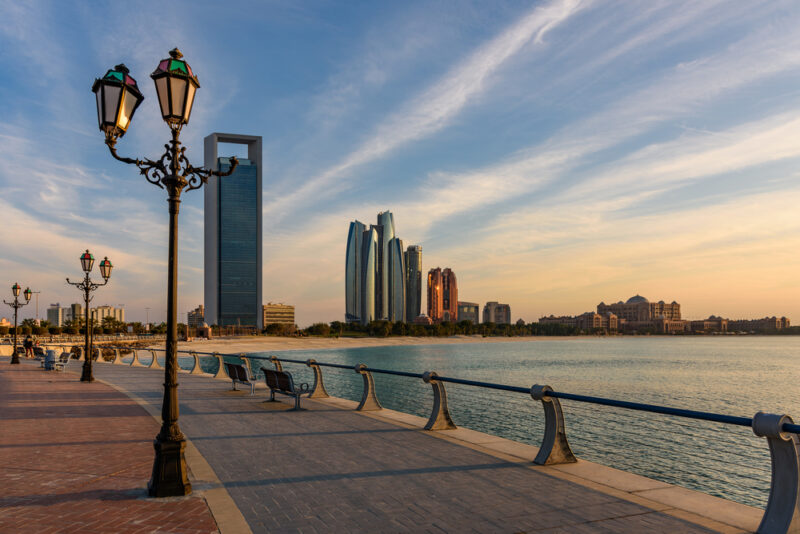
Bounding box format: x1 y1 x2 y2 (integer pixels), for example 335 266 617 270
375 211 395 320
387 237 405 322
204 133 263 328
404 245 422 322
345 220 365 323
360 227 378 325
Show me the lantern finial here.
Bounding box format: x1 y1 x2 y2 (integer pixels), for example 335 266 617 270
169 48 183 60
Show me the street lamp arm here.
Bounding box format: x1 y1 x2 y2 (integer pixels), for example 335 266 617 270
105 137 168 190
182 156 239 192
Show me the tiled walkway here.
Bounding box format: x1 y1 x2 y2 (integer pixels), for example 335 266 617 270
0 363 219 534
79 360 742 533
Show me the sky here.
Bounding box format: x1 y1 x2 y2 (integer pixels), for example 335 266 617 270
2 0 800 326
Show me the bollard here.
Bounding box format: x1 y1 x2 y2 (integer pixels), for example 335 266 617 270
422 371 457 430
305 359 330 398
129 349 143 367
112 349 124 365
147 349 162 369
752 412 800 534
530 385 577 465
212 352 228 379
269 355 282 371
189 351 204 374
354 363 382 411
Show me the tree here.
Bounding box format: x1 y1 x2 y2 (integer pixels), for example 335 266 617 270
306 323 331 336
21 318 37 329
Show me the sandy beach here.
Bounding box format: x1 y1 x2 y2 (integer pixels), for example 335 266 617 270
175 335 577 354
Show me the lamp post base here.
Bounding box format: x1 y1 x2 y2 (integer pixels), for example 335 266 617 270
147 437 191 497
80 362 94 382
10 355 20 365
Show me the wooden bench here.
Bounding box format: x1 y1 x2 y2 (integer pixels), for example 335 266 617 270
262 368 309 410
224 362 256 395
54 352 72 372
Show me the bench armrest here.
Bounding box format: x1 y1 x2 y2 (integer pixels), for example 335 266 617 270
299 383 310 393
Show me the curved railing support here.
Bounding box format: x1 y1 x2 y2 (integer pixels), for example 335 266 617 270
212 352 228 379
269 355 282 371
240 354 255 379
422 371 457 430
189 351 204 375
531 384 577 465
752 412 800 534
306 359 329 398
147 349 161 369
112 349 124 365
354 363 382 411
129 349 143 367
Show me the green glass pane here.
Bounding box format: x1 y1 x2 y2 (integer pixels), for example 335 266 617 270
105 71 123 81
169 60 187 74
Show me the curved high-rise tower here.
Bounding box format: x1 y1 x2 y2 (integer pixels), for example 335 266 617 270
360 227 378 325
387 237 405 322
345 221 365 323
375 211 395 320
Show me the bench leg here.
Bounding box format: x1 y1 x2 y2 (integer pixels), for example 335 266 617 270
250 383 254 396
231 380 237 391
263 389 277 402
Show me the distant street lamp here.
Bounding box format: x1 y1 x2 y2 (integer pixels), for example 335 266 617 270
4 283 32 365
92 49 238 498
67 250 112 382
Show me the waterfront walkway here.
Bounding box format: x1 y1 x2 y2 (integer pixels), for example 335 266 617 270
0 358 761 533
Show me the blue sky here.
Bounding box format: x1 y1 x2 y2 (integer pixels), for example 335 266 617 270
2 0 800 326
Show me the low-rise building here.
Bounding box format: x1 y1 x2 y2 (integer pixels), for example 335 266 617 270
483 302 511 324
263 303 295 326
728 316 790 332
538 315 577 327
457 301 480 324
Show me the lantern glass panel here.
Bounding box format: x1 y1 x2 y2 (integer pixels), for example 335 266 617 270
95 90 103 128
12 284 20 297
155 77 169 118
118 89 139 130
184 83 196 122
103 85 121 125
24 288 31 302
170 77 187 118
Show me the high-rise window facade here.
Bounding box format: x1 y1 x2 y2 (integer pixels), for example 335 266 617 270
404 245 422 322
360 227 378 324
442 268 458 322
345 221 365 323
387 237 405 322
427 268 443 322
204 133 263 328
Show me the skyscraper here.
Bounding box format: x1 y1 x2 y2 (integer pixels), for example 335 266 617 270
387 237 405 322
360 227 379 325
442 268 458 322
374 211 395 320
427 268 443 322
204 133 263 328
404 245 422 322
345 220 366 323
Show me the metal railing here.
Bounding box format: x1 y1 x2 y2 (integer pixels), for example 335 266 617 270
45 345 800 533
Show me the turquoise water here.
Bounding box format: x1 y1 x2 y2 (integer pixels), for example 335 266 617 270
236 337 800 509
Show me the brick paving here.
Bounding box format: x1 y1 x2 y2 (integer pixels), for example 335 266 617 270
82 361 725 534
0 363 219 534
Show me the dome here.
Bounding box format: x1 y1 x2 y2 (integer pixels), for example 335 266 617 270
626 295 649 304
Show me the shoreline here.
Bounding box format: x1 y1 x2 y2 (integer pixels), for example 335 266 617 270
174 334 579 354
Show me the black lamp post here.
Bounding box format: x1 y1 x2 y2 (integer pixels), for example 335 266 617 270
66 250 112 382
92 49 238 498
4 283 32 365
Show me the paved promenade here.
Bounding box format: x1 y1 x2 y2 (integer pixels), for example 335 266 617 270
1 357 761 533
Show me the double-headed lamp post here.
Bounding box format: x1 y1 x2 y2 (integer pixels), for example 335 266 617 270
92 48 238 497
66 250 112 382
4 284 32 365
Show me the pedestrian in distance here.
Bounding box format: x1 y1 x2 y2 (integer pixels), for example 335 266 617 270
24 335 34 358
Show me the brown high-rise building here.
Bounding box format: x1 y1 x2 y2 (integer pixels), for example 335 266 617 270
427 268 443 323
442 268 458 322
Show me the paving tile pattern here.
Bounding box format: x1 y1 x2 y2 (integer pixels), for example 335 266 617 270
88 362 722 533
0 364 219 534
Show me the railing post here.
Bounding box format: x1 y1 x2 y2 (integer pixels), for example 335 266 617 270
422 371 456 430
240 354 254 378
111 348 124 365
212 352 228 379
530 385 577 465
189 351 204 375
269 355 282 371
129 349 143 367
305 359 329 398
147 349 162 369
354 363 381 411
752 412 800 534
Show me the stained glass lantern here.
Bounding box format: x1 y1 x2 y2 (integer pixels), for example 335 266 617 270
92 64 144 138
81 250 95 273
151 48 200 127
99 257 113 280
23 287 32 302
11 283 20 297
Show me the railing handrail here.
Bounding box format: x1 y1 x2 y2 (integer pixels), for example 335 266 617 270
105 347 800 435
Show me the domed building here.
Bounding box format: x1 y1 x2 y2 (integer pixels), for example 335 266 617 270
597 295 683 332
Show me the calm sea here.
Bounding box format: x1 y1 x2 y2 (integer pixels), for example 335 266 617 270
239 336 799 508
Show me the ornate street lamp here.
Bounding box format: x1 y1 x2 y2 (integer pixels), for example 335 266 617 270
67 250 112 382
4 283 32 365
92 48 238 498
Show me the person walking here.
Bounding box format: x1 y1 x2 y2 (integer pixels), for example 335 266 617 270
24 335 34 358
